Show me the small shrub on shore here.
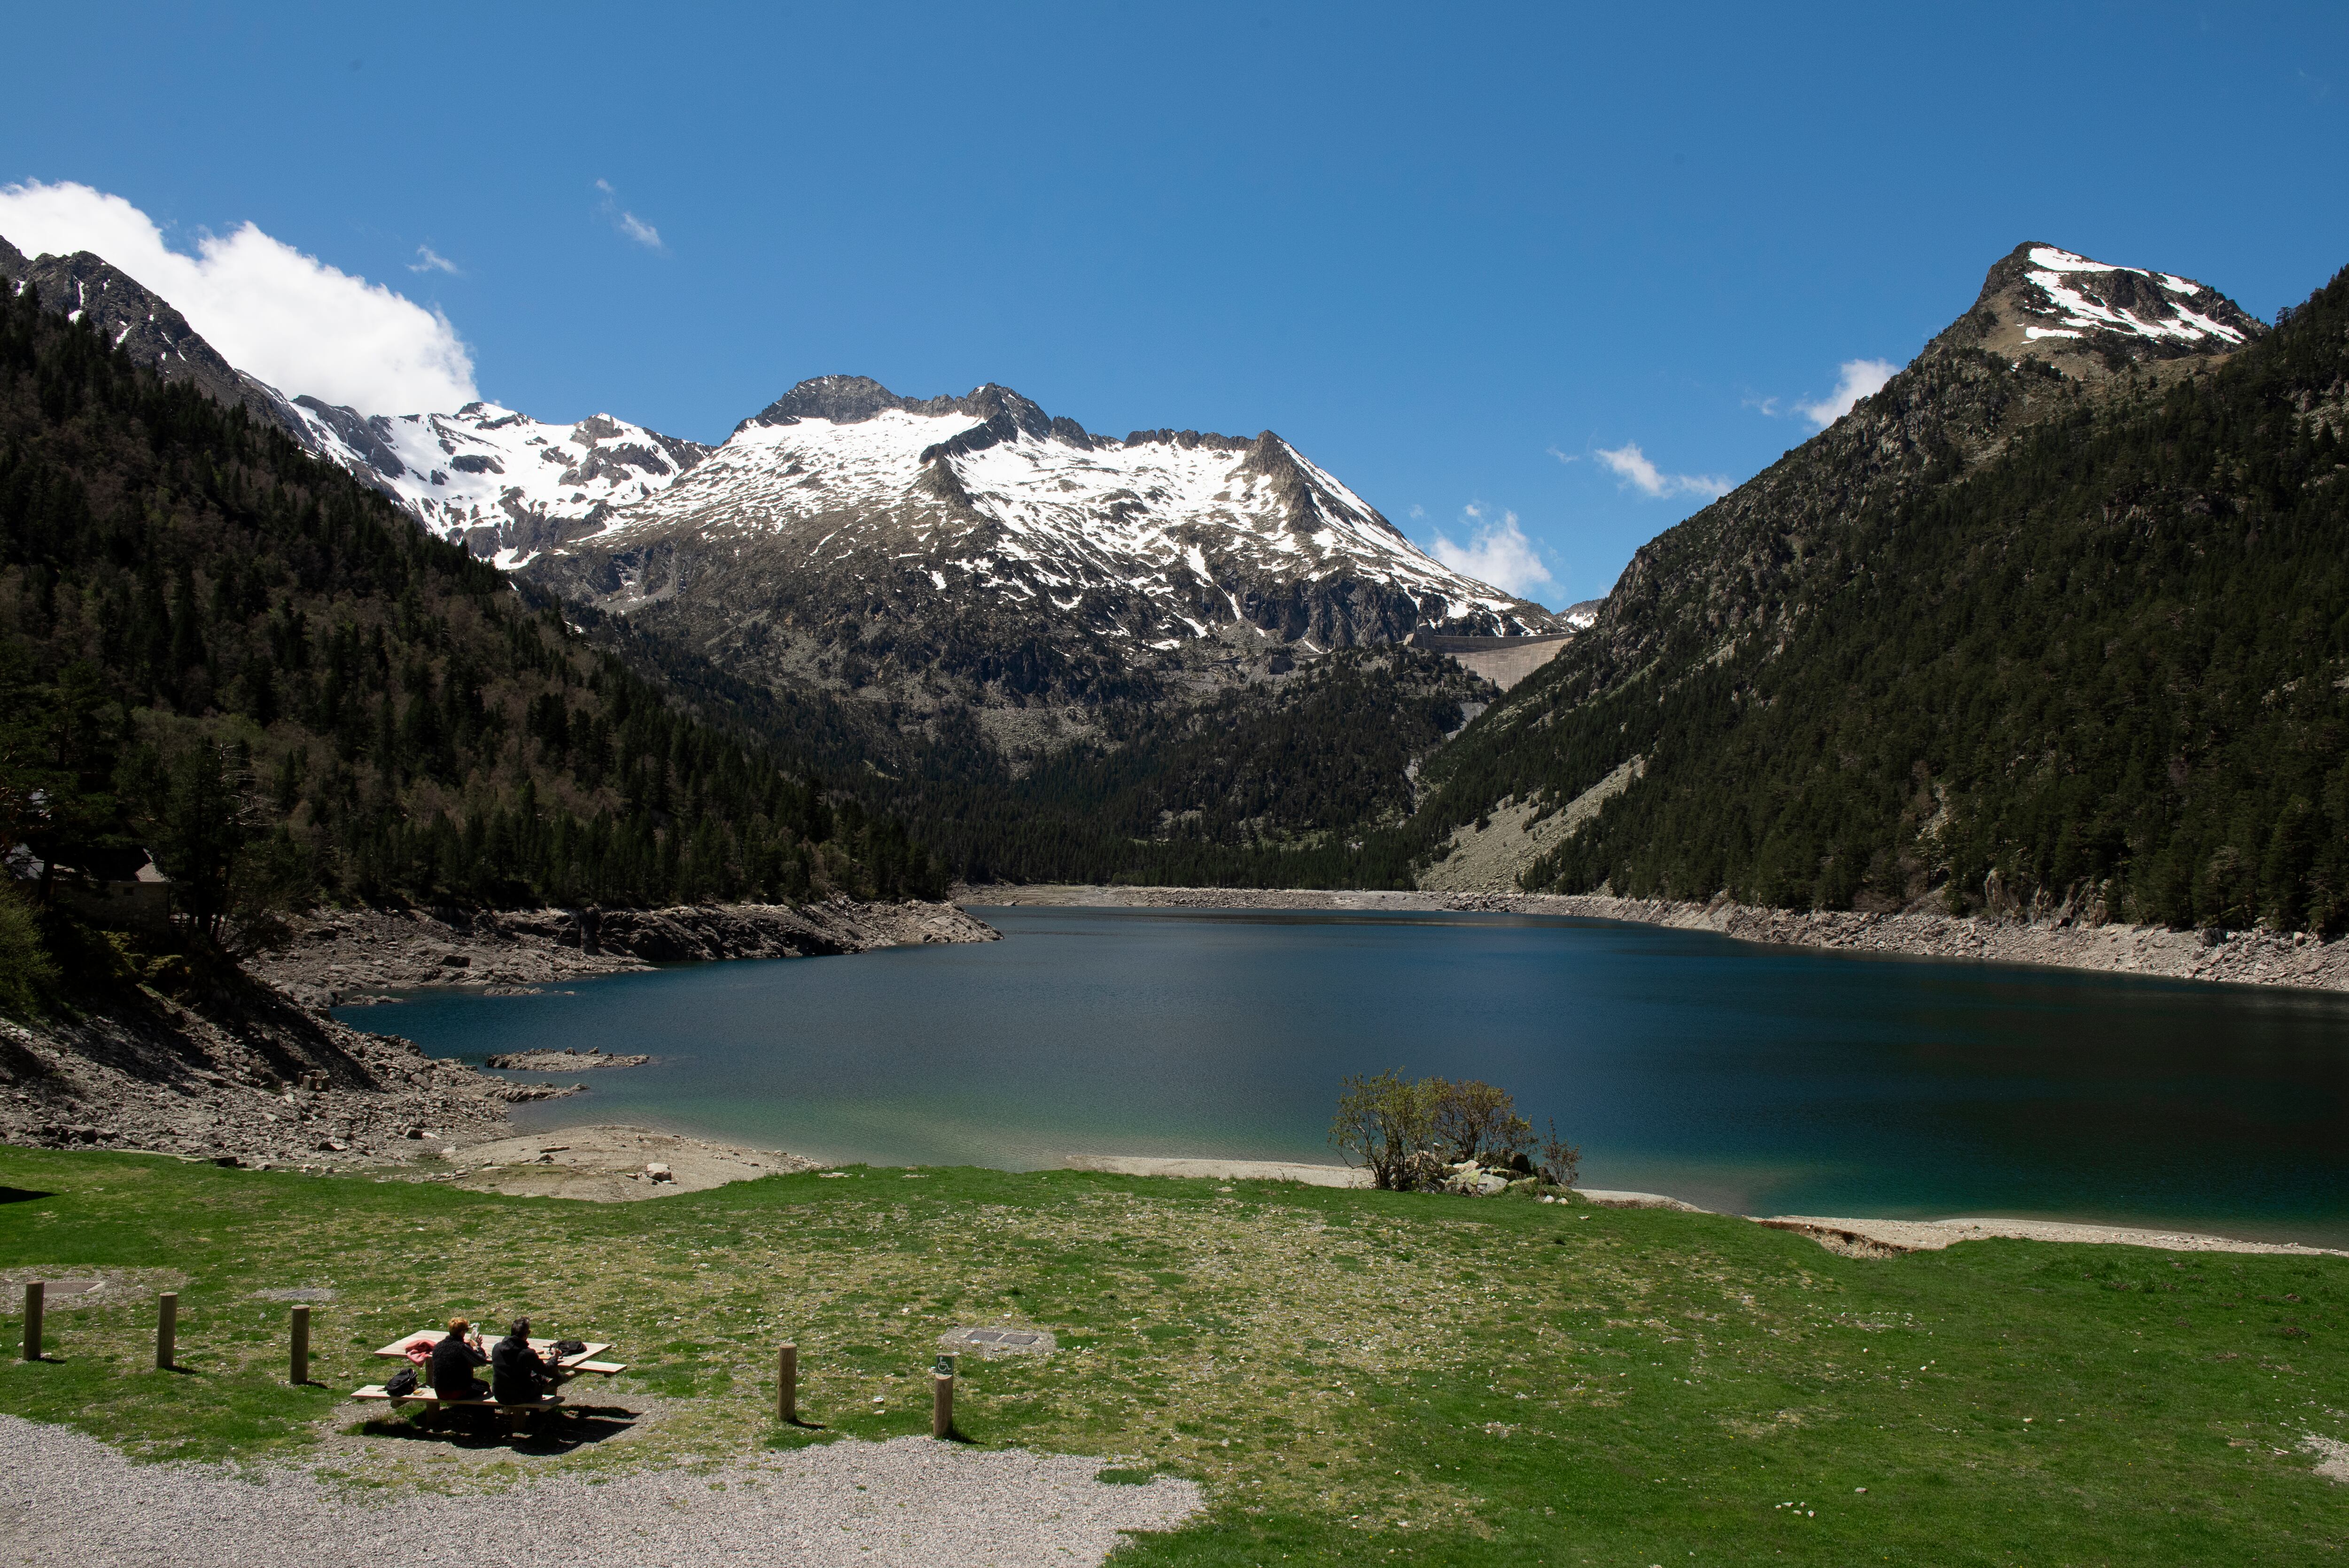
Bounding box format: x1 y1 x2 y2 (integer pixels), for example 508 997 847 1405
1431 1078 1532 1167
1329 1070 1435 1190
1330 1072 1568 1191
1536 1115 1581 1188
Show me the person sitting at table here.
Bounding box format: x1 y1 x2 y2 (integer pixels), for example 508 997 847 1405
429 1316 491 1401
490 1317 556 1405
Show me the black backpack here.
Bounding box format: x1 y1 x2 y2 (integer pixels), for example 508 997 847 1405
552 1338 587 1358
384 1366 419 1396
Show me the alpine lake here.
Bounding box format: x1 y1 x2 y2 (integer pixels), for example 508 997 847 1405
339 905 2349 1246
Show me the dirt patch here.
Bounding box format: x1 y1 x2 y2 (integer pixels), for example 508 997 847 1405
1061 1155 1366 1188
1760 1215 2349 1259
443 1124 816 1201
2303 1434 2349 1483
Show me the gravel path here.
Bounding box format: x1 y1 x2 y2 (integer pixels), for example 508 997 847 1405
0 1415 1201 1567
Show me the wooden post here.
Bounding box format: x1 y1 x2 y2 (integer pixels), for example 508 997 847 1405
932 1370 953 1439
289 1304 311 1385
777 1342 798 1424
156 1292 178 1370
20 1281 41 1362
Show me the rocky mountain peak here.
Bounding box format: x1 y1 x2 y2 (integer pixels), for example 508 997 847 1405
746 374 1098 451
1943 241 2265 371
957 382 1055 440
0 234 309 436
746 373 913 428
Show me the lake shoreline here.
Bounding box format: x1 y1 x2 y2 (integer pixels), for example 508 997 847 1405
960 883 2349 993
336 903 2349 1251
250 898 1000 1009
426 1131 2349 1257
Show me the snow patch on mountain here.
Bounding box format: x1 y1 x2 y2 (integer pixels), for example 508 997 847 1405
285 400 711 565
2019 247 2250 347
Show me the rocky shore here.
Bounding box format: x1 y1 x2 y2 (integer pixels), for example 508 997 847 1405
963 883 2349 993
247 898 999 1009
2 899 997 1167
0 990 517 1170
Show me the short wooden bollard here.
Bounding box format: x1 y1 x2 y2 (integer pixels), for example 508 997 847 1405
20 1281 41 1362
156 1292 178 1370
932 1365 953 1440
289 1305 310 1385
777 1343 798 1424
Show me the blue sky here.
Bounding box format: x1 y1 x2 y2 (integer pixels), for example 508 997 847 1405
8 2 2346 607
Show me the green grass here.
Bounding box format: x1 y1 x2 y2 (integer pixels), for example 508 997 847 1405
1 1147 2344 1563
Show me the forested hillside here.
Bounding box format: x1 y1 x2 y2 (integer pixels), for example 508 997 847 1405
0 267 944 966
1415 260 2349 933
885 647 1488 887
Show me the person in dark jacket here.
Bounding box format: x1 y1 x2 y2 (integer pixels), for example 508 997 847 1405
490 1318 555 1405
429 1317 490 1401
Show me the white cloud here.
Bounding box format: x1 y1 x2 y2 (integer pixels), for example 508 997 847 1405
408 244 460 275
1594 442 1732 501
0 180 476 412
1795 357 1897 429
596 179 664 251
1431 505 1554 601
1545 445 1579 465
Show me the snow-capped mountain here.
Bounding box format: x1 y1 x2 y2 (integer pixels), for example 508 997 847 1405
520 376 1559 715
0 232 715 565
570 376 1542 635
5 225 1552 732
280 399 713 564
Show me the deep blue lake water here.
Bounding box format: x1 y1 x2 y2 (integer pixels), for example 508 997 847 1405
339 906 2349 1244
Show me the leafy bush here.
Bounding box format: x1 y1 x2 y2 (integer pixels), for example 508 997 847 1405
1331 1072 1570 1191
1329 1070 1436 1190
1430 1078 1532 1166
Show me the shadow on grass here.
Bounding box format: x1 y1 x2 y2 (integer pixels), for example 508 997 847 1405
351 1402 643 1455
1097 1465 1171 1485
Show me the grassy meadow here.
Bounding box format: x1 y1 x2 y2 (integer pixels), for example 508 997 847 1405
0 1144 2343 1565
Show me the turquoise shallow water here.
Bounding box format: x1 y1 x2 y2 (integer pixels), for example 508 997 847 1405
339 906 2349 1244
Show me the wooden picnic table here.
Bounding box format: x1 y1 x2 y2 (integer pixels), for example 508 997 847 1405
372 1331 625 1375
355 1330 629 1420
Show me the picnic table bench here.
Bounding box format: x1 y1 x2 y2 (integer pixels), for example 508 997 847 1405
354 1331 629 1420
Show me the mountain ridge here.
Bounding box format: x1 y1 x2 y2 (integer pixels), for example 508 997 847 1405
514 372 1557 756
1406 242 2349 937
